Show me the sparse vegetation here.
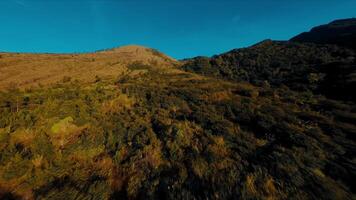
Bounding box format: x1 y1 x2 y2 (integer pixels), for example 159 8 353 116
0 19 355 200
0 65 355 199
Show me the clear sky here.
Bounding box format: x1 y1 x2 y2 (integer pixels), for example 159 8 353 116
0 0 355 59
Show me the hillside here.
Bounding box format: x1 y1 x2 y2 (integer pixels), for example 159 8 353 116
0 19 356 200
290 18 356 50
0 45 178 90
182 40 356 101
1 65 355 200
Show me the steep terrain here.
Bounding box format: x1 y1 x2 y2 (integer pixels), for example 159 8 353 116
0 19 355 200
291 18 356 50
183 40 356 101
0 45 178 90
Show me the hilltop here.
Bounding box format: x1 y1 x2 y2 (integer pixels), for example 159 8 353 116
0 45 178 90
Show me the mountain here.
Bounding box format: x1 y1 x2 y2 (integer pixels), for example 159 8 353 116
0 45 178 90
183 39 356 101
290 18 356 50
0 20 356 200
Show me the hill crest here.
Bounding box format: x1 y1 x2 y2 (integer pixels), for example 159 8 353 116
290 18 356 50
0 45 177 90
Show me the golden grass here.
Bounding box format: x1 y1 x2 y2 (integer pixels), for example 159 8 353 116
0 45 178 90
101 94 135 114
192 158 209 178
246 174 258 195
31 155 44 168
49 117 88 149
313 168 326 178
9 129 35 147
245 174 282 200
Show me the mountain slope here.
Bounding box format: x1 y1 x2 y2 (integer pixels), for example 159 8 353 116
0 19 355 200
0 45 178 90
1 66 355 199
290 18 356 50
182 40 356 101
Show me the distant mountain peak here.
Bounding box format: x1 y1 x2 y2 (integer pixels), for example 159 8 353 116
251 39 274 47
328 18 356 26
290 18 356 50
99 44 151 53
98 44 177 63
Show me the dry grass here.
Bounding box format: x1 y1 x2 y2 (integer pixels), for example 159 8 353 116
245 174 282 200
9 129 35 147
101 94 135 114
49 117 88 149
246 174 257 195
0 45 178 90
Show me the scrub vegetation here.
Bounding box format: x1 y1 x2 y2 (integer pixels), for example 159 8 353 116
0 19 355 199
0 65 355 199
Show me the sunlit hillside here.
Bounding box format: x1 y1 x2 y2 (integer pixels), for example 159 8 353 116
0 45 178 90
0 19 355 200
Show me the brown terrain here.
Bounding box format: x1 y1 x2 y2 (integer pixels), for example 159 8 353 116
0 19 355 199
0 45 178 90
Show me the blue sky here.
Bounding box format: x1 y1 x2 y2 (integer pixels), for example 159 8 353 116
0 0 355 59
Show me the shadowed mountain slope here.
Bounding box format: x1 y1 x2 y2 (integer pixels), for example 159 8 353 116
182 40 356 101
290 18 356 50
